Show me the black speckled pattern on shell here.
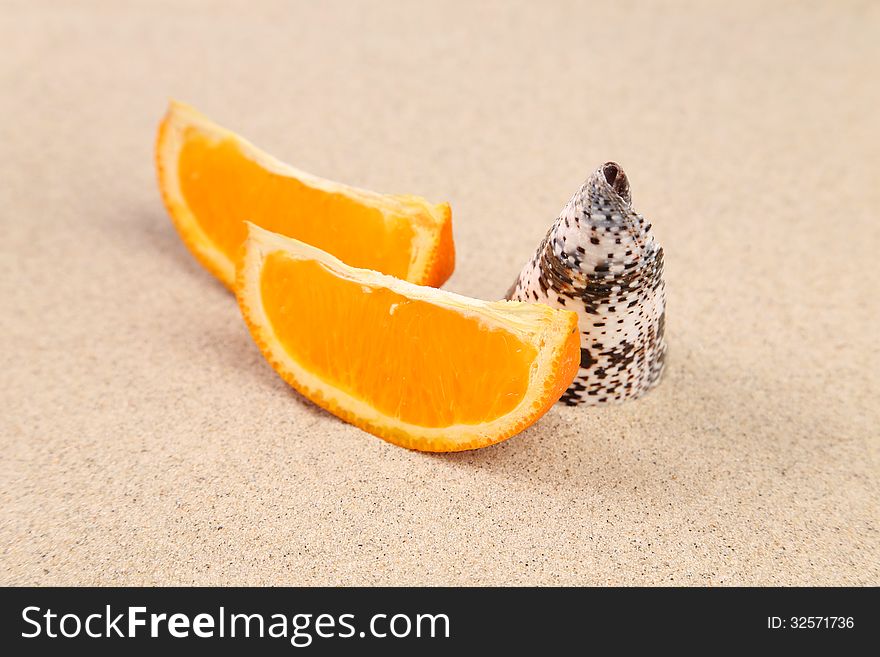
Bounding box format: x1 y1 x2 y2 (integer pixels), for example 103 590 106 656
506 162 666 405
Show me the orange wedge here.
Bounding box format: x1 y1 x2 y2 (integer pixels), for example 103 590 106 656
156 101 454 289
236 224 580 452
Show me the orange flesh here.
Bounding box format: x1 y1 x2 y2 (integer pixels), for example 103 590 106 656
261 252 537 427
178 130 416 279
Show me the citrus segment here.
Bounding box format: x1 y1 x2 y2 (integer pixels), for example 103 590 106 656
236 224 581 452
156 101 454 288
261 254 538 426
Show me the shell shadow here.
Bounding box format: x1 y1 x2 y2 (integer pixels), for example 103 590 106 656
422 345 857 503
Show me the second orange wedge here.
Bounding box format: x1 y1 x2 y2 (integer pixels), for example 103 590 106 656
156 101 454 288
236 224 580 452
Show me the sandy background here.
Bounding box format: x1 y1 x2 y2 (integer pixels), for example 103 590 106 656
2 0 878 585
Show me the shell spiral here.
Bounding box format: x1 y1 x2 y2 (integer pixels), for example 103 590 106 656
506 162 666 405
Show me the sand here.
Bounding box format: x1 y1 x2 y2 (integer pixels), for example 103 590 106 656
2 0 878 586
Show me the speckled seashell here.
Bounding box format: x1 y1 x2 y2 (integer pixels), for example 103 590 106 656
506 162 666 405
